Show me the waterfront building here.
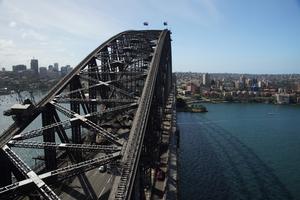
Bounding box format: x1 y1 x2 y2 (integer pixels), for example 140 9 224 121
278 88 284 93
246 78 252 88
30 59 39 74
240 75 246 88
252 78 258 86
216 80 222 87
235 80 241 89
220 85 224 91
275 93 290 104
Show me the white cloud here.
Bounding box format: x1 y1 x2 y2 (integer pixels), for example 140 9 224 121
0 0 224 70
0 39 15 48
0 0 126 69
3 0 122 40
21 29 46 41
56 48 66 53
39 42 48 46
9 21 16 28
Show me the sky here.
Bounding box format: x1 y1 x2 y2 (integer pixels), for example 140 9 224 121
1 0 300 74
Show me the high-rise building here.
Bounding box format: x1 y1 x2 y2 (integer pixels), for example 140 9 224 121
240 75 246 88
203 73 210 86
60 65 72 76
235 80 241 89
12 64 27 72
30 59 39 74
48 65 54 71
39 67 47 77
53 63 59 72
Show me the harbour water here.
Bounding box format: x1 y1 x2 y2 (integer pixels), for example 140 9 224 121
178 103 300 200
0 91 47 167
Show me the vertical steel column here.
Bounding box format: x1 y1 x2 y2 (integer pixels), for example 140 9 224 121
70 77 82 161
0 150 11 186
99 48 110 100
109 43 119 104
42 104 57 172
53 110 70 143
87 58 99 146
88 58 98 116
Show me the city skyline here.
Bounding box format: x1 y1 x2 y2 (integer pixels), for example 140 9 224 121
7 59 70 71
1 0 300 73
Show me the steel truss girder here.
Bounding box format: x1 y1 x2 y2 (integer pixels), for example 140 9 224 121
2 145 61 200
55 98 137 104
12 120 70 140
12 103 137 141
78 75 138 99
81 73 147 85
84 72 147 84
52 102 122 146
54 80 137 100
87 102 138 119
7 141 121 152
79 71 146 76
80 59 147 74
95 50 151 59
0 152 121 197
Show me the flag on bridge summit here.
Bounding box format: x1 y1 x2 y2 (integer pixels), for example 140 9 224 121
143 22 149 26
163 22 168 26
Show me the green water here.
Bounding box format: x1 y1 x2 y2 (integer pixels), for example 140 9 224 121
178 103 300 200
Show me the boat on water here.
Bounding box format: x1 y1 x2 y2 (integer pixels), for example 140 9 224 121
189 104 208 113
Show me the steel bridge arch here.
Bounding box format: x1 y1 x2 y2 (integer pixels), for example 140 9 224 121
0 29 173 200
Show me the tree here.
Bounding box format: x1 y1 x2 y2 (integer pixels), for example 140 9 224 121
176 97 187 108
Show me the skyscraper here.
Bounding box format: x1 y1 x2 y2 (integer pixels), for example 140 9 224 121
30 59 39 74
48 65 54 71
240 75 246 89
53 63 59 72
203 73 210 86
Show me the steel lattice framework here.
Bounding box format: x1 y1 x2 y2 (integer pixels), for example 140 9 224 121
0 29 172 200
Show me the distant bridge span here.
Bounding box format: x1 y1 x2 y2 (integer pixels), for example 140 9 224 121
0 29 173 200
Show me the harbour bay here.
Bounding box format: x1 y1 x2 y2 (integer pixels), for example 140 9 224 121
178 103 300 200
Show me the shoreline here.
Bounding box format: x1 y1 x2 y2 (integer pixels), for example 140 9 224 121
187 98 300 106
